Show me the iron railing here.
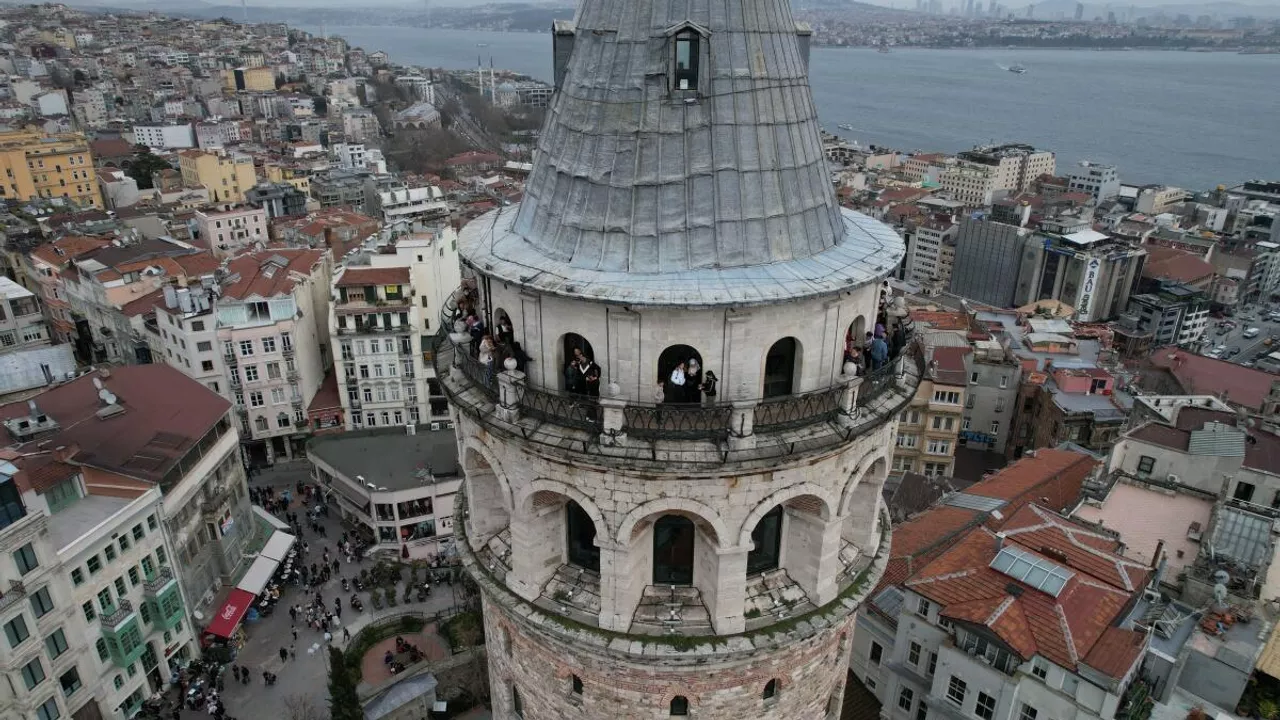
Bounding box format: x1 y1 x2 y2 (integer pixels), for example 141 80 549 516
142 566 175 594
754 385 846 434
624 402 733 441
0 580 25 612
855 356 902 408
101 600 134 628
454 343 498 400
518 384 602 433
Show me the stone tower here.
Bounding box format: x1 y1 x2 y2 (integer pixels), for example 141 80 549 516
437 0 921 716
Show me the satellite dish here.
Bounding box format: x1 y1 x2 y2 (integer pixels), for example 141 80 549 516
1213 583 1229 606
1213 569 1231 585
98 387 118 406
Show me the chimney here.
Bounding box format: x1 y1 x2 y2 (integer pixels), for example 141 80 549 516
1151 539 1165 571
994 531 1007 554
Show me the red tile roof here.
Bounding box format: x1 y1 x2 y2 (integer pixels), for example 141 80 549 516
307 369 342 414
30 235 113 267
336 267 409 287
907 504 1149 677
0 366 230 486
965 448 1097 515
1143 246 1215 285
909 310 969 331
19 457 80 493
1083 626 1147 679
932 346 970 386
1148 347 1276 411
222 249 326 300
120 287 166 318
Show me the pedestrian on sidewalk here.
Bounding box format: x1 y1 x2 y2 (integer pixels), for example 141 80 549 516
291 628 297 642
279 647 288 662
288 606 297 625
343 627 351 642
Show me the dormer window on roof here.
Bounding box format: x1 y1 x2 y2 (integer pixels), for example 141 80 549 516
990 545 1074 597
674 31 699 91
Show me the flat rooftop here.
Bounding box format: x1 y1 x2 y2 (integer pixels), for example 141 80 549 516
48 494 131 551
308 429 459 492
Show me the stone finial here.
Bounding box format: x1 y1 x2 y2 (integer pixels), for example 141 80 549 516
453 319 467 334
842 361 858 377
607 381 621 398
504 357 518 371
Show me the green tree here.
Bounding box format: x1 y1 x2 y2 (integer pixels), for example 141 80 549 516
122 149 173 190
327 646 362 720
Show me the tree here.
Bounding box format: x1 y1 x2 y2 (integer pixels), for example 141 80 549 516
283 693 328 720
122 150 173 190
327 646 362 720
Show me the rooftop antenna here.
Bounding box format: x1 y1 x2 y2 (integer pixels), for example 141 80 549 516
241 0 247 24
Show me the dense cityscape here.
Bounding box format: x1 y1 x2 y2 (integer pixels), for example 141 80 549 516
0 2 1278 720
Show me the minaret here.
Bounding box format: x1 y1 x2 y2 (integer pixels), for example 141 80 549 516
438 0 919 716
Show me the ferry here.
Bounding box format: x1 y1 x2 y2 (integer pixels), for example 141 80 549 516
1008 65 1027 74
837 123 855 131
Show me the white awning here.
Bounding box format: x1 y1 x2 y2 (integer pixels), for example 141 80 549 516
260 531 297 562
236 555 280 596
252 505 290 532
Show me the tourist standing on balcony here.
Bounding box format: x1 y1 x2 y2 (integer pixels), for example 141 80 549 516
685 358 702 403
699 370 718 406
666 361 687 404
479 332 496 382
869 334 889 370
565 358 584 394
496 315 515 345
581 356 601 397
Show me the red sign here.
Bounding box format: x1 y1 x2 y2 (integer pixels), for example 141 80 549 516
205 588 255 638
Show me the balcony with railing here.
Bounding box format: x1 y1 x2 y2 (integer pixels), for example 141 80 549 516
224 352 239 368
101 599 136 632
435 326 922 467
142 566 176 597
0 579 25 612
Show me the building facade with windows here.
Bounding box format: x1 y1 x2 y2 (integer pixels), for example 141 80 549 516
0 365 249 720
194 205 269 258
308 427 461 559
894 347 967 476
0 128 104 209
217 249 333 465
332 228 460 431
0 275 51 351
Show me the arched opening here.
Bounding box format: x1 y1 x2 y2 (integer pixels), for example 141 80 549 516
763 679 778 700
658 344 704 404
561 333 598 395
566 500 599 572
512 685 524 718
763 337 800 398
845 316 868 369
653 515 695 585
493 308 514 344
463 447 510 547
747 505 784 575
571 674 583 695
670 695 690 716
842 457 888 556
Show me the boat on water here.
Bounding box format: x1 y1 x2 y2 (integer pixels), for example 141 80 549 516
1008 65 1027 74
837 123 855 131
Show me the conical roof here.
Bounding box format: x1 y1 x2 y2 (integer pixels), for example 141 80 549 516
459 0 904 305
513 0 841 272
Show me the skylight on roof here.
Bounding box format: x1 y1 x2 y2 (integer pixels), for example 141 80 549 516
990 545 1073 597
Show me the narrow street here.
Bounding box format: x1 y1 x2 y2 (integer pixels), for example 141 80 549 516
174 462 465 720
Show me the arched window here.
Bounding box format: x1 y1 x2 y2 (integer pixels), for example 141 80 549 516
658 344 704 404
254 416 268 432
747 505 784 575
566 500 599 572
763 679 778 700
670 695 690 716
561 333 596 394
653 515 695 585
513 685 524 718
572 674 583 695
763 337 800 398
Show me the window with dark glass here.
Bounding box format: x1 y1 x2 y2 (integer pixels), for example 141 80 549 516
653 515 695 585
674 33 699 91
747 505 783 575
566 501 599 572
763 338 798 398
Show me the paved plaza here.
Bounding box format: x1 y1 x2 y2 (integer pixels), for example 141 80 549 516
174 461 466 720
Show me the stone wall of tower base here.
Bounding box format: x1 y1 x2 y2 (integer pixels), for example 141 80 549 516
482 592 853 720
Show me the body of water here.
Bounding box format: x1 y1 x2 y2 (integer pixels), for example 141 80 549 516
304 25 1280 190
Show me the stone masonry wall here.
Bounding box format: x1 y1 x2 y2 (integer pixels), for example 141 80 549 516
483 593 854 720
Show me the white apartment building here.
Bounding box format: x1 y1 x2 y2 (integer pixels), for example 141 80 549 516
941 165 999 208
0 365 252 720
331 227 460 430
363 176 449 225
194 204 269 258
906 218 958 284
152 281 224 395
0 276 50 351
1067 161 1120 203
131 123 195 150
218 249 333 465
957 144 1056 194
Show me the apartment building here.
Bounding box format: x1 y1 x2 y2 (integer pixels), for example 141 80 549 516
0 365 249 720
1067 161 1120 203
940 165 999 208
309 427 461 559
895 346 967 476
218 249 333 465
0 276 50 351
1126 281 1210 347
24 235 114 344
330 228 459 430
193 204 269 258
131 123 195 150
0 129 103 209
362 175 448 225
149 281 223 395
177 150 258 203
905 217 958 284
960 338 1021 455
957 143 1056 195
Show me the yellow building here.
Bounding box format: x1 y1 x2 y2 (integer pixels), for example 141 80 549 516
0 129 103 208
178 150 259 202
893 346 968 477
222 66 275 92
264 163 312 196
